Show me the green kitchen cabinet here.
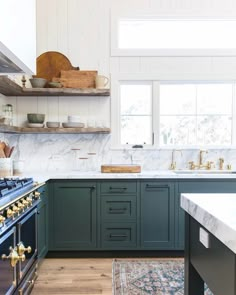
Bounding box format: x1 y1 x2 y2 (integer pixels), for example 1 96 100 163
140 181 175 249
49 181 97 250
99 180 139 249
37 184 48 262
176 180 236 249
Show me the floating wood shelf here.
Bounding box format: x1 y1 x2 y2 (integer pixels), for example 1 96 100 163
0 125 111 134
0 76 110 96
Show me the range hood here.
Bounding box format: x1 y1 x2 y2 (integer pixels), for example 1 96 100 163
0 41 33 75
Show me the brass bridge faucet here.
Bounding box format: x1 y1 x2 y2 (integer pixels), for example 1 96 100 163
189 150 214 170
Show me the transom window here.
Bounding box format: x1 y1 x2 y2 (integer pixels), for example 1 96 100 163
111 17 236 56
114 80 234 148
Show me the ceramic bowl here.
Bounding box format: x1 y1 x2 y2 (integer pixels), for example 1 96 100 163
29 78 47 88
27 113 45 123
46 121 60 128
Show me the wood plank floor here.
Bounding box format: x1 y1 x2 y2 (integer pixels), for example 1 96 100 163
32 257 168 295
32 258 113 295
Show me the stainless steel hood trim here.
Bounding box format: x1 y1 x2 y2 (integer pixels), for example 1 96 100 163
0 41 33 75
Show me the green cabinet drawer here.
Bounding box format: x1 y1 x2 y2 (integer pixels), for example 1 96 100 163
101 195 137 221
101 223 137 248
100 181 137 194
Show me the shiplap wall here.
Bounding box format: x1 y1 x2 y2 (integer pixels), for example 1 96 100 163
6 0 236 127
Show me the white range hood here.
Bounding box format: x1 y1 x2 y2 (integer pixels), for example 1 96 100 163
0 41 33 75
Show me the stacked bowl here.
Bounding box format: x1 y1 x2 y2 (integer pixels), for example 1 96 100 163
62 115 84 128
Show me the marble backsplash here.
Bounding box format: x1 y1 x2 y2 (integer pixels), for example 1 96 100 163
1 133 236 173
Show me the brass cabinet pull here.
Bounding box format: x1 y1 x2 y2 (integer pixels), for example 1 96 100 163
2 246 25 267
17 242 32 256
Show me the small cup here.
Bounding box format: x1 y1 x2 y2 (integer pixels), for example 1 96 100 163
95 75 109 89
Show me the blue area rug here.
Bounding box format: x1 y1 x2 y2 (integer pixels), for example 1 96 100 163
112 259 213 295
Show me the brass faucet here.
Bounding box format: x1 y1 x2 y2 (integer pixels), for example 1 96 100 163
188 150 214 170
219 158 224 170
170 149 182 170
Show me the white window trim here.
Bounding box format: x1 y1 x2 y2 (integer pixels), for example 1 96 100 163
111 13 236 57
111 73 236 150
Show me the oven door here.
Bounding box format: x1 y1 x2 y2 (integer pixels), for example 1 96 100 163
0 227 17 295
17 208 37 281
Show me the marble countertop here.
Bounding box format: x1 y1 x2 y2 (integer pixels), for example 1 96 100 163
181 193 236 254
21 169 236 184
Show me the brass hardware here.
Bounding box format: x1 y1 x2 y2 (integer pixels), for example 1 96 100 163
17 242 32 256
12 205 20 215
227 164 232 170
0 215 5 226
219 158 224 170
34 191 41 199
205 161 214 170
170 149 182 170
21 199 29 208
26 196 33 206
2 246 25 267
7 208 14 218
199 150 208 166
188 161 196 170
16 201 24 210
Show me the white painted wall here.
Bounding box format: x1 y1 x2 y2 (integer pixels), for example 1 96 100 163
3 0 236 171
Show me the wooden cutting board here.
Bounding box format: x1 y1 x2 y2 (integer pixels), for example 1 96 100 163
101 164 141 173
36 51 80 82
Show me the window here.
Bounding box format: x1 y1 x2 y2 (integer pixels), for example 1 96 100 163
113 80 234 148
111 17 236 56
120 83 153 145
160 83 233 146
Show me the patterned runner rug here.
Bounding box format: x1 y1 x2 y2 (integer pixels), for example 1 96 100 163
112 259 213 295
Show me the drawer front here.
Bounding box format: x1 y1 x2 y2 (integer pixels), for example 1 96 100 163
101 195 136 221
101 223 137 248
100 181 137 194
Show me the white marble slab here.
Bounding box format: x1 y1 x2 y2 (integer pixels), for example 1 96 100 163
21 170 236 184
181 193 236 254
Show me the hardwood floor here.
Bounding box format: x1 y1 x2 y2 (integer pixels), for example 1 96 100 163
32 257 168 294
32 258 113 295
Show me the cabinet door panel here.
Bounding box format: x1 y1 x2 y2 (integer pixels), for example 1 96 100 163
141 182 175 249
51 182 96 250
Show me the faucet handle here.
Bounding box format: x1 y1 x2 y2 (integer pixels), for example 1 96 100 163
206 161 214 170
188 161 195 170
170 162 176 170
219 158 224 170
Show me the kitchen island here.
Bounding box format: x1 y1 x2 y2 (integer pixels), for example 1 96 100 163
181 193 236 295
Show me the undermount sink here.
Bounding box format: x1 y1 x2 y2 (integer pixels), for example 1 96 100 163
174 170 236 174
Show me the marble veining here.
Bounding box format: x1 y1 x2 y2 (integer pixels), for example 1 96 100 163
1 133 236 174
181 193 236 254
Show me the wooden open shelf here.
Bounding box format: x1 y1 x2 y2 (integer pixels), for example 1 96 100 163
0 76 110 96
0 125 111 134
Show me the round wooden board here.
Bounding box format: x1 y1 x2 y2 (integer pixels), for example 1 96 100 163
36 51 80 82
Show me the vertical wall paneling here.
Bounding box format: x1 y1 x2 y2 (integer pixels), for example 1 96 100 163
47 97 59 122
57 0 69 56
46 0 58 50
17 97 38 126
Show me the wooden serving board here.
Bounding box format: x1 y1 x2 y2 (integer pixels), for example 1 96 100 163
101 164 141 173
36 51 80 82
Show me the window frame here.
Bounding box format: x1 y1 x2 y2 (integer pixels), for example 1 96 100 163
111 14 236 57
111 73 236 150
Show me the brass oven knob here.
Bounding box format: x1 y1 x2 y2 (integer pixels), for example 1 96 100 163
0 215 5 226
6 208 14 218
21 199 29 208
12 205 20 215
34 191 41 199
1 246 24 267
17 242 32 256
17 202 24 210
26 196 33 206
